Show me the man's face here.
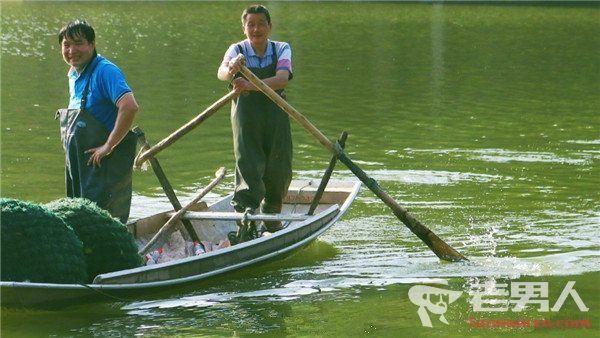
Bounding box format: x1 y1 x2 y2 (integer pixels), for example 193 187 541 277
61 34 95 72
243 13 272 46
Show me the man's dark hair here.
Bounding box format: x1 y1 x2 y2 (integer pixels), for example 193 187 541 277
58 20 95 45
241 5 271 25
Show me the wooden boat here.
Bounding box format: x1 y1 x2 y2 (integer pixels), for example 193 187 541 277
0 179 361 308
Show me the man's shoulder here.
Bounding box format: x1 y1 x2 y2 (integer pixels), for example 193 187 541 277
94 55 124 78
271 41 291 55
95 55 119 69
269 40 290 49
271 40 290 46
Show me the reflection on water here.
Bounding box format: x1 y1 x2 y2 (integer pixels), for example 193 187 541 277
1 1 599 337
408 148 595 165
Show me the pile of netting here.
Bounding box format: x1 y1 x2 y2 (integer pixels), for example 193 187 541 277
1 197 143 284
1 198 87 284
46 198 144 282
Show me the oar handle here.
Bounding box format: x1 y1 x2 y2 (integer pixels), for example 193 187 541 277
139 167 227 256
135 91 239 167
239 62 342 156
239 60 468 262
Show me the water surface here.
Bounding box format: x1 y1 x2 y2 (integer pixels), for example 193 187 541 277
1 1 599 337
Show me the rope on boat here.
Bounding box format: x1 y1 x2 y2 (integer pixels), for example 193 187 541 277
286 180 316 228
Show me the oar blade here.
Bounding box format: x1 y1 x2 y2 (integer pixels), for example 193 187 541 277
428 234 468 262
340 152 468 262
393 208 468 262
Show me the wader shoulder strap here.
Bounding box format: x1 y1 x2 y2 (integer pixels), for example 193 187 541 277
55 57 102 151
80 58 101 110
236 42 278 63
229 42 278 89
270 42 277 66
229 44 246 89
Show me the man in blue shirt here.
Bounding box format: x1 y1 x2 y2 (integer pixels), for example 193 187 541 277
218 5 293 238
58 20 139 223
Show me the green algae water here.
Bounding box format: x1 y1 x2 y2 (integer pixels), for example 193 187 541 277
1 1 598 337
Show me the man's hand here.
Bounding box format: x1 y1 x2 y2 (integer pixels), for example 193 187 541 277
227 54 245 75
86 143 112 168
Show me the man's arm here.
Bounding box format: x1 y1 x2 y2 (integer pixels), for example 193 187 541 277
86 92 138 167
217 58 234 81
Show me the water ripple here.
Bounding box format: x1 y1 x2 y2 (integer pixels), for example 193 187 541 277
406 148 593 165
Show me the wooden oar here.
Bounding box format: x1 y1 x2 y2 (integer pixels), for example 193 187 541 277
133 126 201 243
139 167 227 256
239 62 468 262
135 91 239 167
308 131 348 216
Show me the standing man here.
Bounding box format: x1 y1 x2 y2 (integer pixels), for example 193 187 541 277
217 5 293 236
57 20 138 223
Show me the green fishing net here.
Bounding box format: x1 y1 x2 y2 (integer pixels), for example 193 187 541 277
45 198 144 283
1 198 88 284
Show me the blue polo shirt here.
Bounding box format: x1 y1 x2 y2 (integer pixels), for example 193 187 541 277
68 55 132 131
